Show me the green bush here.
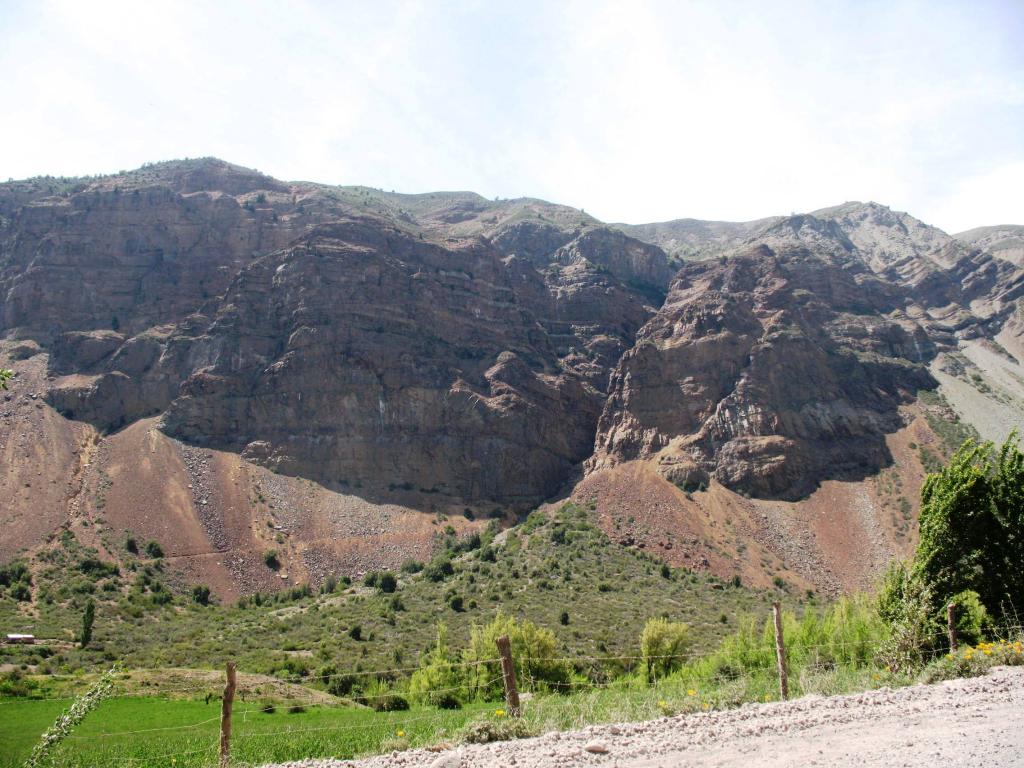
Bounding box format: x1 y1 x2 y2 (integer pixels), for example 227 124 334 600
463 613 569 698
640 617 690 680
921 635 1024 683
459 716 534 744
915 434 1024 622
263 549 280 569
423 556 454 582
409 624 465 708
144 541 164 559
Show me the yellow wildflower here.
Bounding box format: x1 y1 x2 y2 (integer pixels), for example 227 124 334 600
397 730 405 738
495 709 506 717
687 689 697 696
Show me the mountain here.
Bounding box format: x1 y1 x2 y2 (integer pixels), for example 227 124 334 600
956 225 1024 267
2 159 1022 598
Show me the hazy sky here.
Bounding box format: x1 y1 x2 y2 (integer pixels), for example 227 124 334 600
1 0 1021 232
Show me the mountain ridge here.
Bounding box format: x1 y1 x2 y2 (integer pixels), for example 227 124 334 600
2 158 1023 597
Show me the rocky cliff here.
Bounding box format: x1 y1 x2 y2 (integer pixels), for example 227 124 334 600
3 160 1024 594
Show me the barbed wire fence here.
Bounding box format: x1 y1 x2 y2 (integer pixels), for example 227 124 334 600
4 606 1023 767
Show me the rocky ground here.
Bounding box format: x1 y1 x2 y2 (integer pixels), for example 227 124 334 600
264 667 1024 768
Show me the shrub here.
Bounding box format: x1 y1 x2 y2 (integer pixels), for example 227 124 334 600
361 679 410 711
10 583 31 602
640 617 690 680
348 624 362 641
424 556 454 582
124 537 138 555
463 613 569 697
144 541 164 559
377 571 398 593
448 594 464 612
945 589 990 646
459 716 534 744
400 559 424 574
921 635 1024 683
263 549 280 569
326 673 359 697
409 624 465 708
0 561 30 587
191 585 211 606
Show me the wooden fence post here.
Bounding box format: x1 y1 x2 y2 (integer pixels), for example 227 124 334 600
772 602 788 701
947 602 958 652
220 661 236 768
495 635 521 717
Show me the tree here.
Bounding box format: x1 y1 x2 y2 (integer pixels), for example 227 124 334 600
80 598 96 648
640 617 690 680
463 613 568 698
914 433 1024 622
409 623 464 708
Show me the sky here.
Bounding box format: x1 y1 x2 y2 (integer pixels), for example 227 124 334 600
1 0 1021 233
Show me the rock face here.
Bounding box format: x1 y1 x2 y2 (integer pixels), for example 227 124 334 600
2 162 1023 518
161 220 601 507
956 225 1024 267
591 242 936 498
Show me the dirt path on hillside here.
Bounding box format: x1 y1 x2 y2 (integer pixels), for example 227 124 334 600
264 667 1024 768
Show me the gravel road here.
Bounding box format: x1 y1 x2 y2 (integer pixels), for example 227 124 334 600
264 666 1024 768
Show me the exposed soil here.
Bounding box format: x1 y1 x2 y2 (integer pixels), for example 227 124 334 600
572 410 934 595
265 666 1024 768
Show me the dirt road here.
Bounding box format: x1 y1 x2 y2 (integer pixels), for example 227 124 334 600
267 666 1024 768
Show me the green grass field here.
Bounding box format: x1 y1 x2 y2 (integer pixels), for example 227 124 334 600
0 695 500 767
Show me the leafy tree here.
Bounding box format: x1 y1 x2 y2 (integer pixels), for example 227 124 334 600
408 623 464 708
462 613 568 698
914 434 1024 622
640 617 690 680
80 598 96 648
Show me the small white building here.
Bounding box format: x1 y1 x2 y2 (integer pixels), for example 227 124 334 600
5 633 35 644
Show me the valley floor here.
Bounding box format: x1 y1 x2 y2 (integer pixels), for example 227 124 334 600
277 666 1024 768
